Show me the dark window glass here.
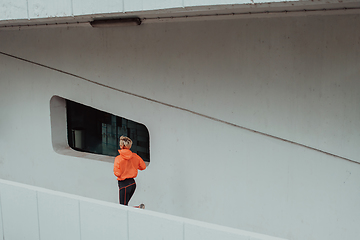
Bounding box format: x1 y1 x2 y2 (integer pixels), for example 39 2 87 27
66 100 150 162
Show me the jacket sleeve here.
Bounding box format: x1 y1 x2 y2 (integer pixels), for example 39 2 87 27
136 154 146 170
113 157 121 177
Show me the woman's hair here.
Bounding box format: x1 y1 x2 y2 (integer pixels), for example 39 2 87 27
119 136 133 149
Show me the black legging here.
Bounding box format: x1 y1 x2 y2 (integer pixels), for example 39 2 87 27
118 178 136 205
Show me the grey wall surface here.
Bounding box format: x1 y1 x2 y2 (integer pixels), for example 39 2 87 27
0 14 360 240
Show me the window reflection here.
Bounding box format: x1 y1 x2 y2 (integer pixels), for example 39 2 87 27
66 100 150 162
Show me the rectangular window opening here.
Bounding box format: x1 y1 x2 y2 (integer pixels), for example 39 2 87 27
50 96 150 162
56 98 150 162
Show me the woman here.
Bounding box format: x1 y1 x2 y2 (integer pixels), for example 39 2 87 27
113 136 146 207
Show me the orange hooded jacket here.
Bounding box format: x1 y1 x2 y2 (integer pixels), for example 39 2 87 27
113 149 146 181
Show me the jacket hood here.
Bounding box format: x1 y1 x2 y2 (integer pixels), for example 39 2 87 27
118 149 132 160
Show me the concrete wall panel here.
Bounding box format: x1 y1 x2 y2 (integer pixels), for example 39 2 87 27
2 0 358 24
184 221 284 240
28 0 72 18
123 0 143 12
0 183 40 240
73 0 123 16
0 0 28 21
143 0 183 11
123 0 183 12
37 192 81 240
0 180 285 240
80 200 128 240
184 0 251 7
129 210 184 240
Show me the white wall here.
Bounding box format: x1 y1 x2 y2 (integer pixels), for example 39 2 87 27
0 179 285 240
1 0 359 24
0 14 360 240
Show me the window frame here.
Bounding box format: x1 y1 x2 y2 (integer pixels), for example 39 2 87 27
50 96 150 164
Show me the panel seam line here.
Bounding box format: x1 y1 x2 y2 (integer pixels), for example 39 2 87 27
36 191 41 240
0 50 358 165
0 190 5 240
